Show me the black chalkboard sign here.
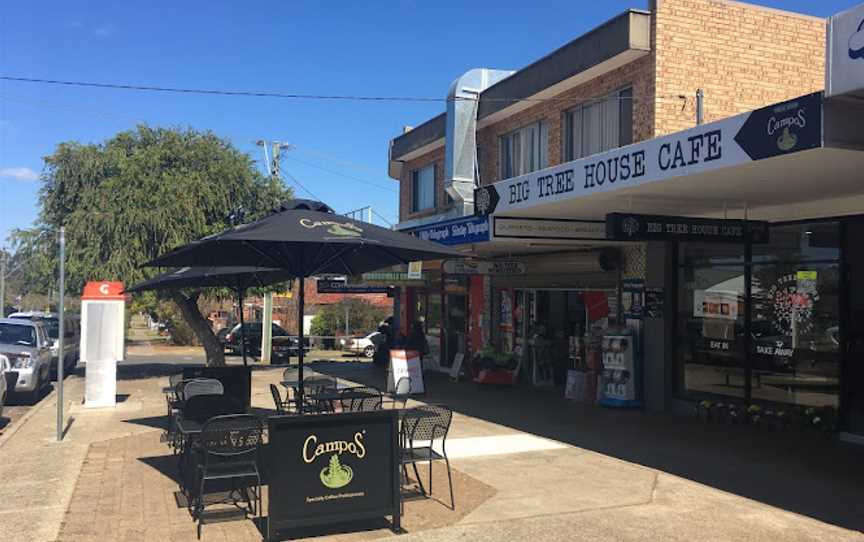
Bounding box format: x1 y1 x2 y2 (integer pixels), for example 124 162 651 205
267 410 401 540
182 366 251 409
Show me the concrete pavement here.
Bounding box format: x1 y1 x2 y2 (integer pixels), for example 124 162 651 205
0 355 862 541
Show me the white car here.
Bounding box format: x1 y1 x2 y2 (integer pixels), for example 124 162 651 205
340 332 383 358
0 354 10 418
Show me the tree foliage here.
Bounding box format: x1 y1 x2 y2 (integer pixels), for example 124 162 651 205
309 298 388 337
9 125 292 363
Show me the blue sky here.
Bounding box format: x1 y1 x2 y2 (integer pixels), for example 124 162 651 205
0 0 855 246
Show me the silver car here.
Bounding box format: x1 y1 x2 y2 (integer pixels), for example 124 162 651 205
8 311 80 376
0 318 52 403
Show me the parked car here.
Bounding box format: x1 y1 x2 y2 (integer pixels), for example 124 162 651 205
0 318 53 403
0 354 10 418
8 311 80 377
340 331 383 358
224 322 310 362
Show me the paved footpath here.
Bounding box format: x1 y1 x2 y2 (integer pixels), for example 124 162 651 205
1 365 862 542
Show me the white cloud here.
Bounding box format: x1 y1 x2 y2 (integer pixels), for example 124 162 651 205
93 24 115 37
0 167 39 182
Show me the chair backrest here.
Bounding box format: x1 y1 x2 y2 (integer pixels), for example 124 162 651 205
269 383 286 412
282 367 299 382
169 372 184 391
200 414 263 458
183 378 224 399
394 377 411 396
403 404 453 444
340 386 383 412
182 394 244 423
304 375 336 394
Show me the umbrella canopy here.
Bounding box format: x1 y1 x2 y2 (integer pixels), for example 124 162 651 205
124 265 291 293
144 199 464 274
144 200 463 412
124 265 291 366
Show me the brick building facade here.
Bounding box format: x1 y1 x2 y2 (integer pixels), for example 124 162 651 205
393 0 825 225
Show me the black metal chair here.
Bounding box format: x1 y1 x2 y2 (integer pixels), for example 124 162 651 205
304 375 338 412
269 383 290 413
339 386 383 412
401 405 455 509
183 378 224 399
192 414 264 539
386 377 412 410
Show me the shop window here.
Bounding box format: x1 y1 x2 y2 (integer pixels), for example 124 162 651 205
676 221 841 410
499 121 549 180
411 164 436 212
564 87 633 161
676 265 747 401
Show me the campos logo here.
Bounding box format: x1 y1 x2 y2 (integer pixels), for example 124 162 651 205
299 218 363 237
850 19 864 60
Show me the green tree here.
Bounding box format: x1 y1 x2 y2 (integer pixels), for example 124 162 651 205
9 125 292 364
309 298 388 338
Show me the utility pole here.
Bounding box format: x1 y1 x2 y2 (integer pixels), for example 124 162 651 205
56 227 66 441
256 140 293 363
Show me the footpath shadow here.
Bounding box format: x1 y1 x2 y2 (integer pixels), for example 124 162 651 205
311 361 864 532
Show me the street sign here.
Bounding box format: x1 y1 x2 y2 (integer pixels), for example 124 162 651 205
267 410 401 540
606 213 770 244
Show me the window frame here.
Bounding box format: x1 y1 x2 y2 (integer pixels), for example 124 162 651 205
564 86 633 162
499 121 549 180
410 163 437 213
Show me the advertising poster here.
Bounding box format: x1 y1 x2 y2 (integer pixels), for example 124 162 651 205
693 290 739 320
622 279 645 319
267 411 400 539
599 333 641 407
387 350 425 394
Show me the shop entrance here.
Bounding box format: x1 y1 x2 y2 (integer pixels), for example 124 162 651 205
508 287 617 387
443 294 467 369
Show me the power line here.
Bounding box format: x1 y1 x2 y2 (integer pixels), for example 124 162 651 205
0 75 652 105
285 156 396 193
282 169 323 202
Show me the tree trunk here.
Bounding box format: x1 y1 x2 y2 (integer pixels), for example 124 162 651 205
171 291 225 366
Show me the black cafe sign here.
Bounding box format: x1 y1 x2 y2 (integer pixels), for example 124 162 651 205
267 410 401 540
474 93 823 217
606 213 770 244
316 279 394 296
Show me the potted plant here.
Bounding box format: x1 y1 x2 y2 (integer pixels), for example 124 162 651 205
471 346 521 386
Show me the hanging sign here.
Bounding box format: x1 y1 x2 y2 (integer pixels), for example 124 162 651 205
316 280 393 295
409 216 490 245
442 260 526 275
492 217 606 240
606 213 770 243
827 3 864 98
267 410 401 540
474 93 822 217
406 261 423 280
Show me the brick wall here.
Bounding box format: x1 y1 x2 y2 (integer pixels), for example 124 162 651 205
476 55 655 186
652 0 825 135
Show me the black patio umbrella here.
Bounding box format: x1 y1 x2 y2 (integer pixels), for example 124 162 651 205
144 199 463 410
124 265 292 366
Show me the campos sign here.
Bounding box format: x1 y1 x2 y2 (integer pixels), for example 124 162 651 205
267 411 401 539
474 93 822 216
827 3 864 98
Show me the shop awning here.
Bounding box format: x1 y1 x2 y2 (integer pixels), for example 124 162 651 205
477 94 864 224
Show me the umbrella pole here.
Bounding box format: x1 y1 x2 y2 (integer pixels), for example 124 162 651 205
298 275 305 413
238 288 248 367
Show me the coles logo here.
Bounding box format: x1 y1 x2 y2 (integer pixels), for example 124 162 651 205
850 19 864 60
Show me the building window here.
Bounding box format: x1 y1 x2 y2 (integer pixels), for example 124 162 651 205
565 87 633 161
675 222 841 410
411 164 436 212
499 121 549 180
